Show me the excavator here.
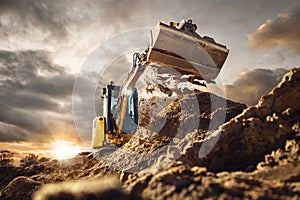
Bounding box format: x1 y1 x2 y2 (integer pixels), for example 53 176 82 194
92 20 229 148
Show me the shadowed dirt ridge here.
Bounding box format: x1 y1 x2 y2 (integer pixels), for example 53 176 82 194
181 67 300 172
0 68 299 200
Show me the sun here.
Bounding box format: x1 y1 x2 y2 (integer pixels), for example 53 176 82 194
50 140 82 160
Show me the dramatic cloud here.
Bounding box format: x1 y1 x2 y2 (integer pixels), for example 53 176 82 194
224 68 288 106
0 0 148 41
0 50 75 142
249 6 300 54
0 0 70 39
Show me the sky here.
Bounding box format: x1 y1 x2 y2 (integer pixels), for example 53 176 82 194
0 0 300 148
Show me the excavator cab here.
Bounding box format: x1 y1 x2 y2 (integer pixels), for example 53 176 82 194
92 83 138 148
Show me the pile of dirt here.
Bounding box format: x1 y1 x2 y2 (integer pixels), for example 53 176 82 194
120 67 300 199
0 153 115 200
123 136 300 200
93 64 246 173
1 177 41 200
180 68 300 172
1 68 299 200
95 90 246 173
31 135 300 200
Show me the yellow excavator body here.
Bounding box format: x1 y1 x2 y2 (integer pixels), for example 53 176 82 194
92 117 105 148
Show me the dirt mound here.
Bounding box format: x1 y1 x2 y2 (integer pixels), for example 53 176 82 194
180 68 300 172
0 153 115 200
124 149 300 199
30 135 300 200
97 64 246 173
1 68 299 200
120 67 300 199
95 90 246 173
0 176 41 200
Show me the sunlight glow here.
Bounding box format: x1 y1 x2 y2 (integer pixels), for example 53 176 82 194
50 140 82 160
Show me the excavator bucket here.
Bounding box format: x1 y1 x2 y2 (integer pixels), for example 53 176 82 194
146 21 229 81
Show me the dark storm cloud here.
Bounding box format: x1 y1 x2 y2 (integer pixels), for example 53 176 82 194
249 6 300 54
0 0 146 41
0 50 73 98
0 0 297 50
224 68 287 106
0 121 29 142
0 50 75 142
0 0 70 39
